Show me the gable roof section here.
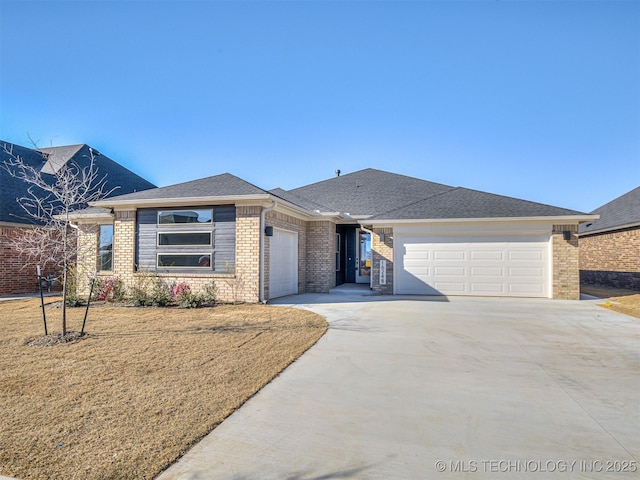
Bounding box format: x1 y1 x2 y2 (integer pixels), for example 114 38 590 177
0 142 51 225
93 173 269 207
369 186 590 222
285 168 455 216
0 140 156 224
579 186 640 235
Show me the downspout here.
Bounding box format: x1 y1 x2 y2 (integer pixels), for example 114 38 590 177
259 198 278 303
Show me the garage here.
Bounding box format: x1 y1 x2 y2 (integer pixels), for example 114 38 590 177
394 232 551 297
269 228 299 299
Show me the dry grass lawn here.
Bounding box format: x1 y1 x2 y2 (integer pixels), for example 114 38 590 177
581 284 640 319
0 298 327 480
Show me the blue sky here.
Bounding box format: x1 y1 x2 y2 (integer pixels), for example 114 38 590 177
1 0 638 212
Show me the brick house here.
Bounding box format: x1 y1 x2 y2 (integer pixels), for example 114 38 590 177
579 186 640 290
73 168 595 302
0 141 155 296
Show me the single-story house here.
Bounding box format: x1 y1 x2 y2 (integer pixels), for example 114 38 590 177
0 140 155 296
579 186 640 290
73 168 596 302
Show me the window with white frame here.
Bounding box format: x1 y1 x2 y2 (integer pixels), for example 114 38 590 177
98 224 114 271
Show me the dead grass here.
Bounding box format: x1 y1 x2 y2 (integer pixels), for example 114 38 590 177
581 284 640 319
0 298 327 480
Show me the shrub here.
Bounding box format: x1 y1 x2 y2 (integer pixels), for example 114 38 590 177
178 292 205 309
202 280 218 306
65 266 83 307
98 277 125 302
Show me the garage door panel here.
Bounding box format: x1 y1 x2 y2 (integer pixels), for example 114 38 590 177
434 250 465 261
509 284 545 295
509 250 544 261
434 282 466 293
435 266 465 276
396 233 550 298
269 229 298 299
509 267 544 277
471 283 504 293
471 266 503 276
471 250 504 261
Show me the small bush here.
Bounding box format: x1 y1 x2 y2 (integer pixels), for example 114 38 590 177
98 277 125 302
178 292 205 309
202 280 218 306
65 266 83 307
149 278 172 307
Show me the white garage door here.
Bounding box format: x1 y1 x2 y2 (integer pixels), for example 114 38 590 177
269 229 298 299
395 234 550 297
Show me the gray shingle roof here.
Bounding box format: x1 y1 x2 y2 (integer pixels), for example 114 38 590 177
285 168 455 216
100 173 267 203
0 141 156 224
370 186 588 220
579 186 640 235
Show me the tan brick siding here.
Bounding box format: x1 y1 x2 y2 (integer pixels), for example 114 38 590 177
77 207 256 303
233 206 261 302
579 227 640 290
371 227 394 294
306 220 336 293
265 211 307 300
552 224 580 300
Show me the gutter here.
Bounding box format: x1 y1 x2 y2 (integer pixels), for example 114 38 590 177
259 198 278 303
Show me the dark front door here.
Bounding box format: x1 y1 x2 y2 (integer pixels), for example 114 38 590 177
336 225 358 285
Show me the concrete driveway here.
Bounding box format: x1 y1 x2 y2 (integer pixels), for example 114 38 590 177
158 295 639 479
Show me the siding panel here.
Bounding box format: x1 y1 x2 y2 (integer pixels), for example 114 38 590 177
136 206 236 273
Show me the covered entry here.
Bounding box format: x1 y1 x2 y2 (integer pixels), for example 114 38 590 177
335 225 371 286
269 228 299 299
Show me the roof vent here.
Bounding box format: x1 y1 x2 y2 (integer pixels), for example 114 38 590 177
335 169 341 177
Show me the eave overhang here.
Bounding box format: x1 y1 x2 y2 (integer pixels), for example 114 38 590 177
361 214 600 228
577 221 640 237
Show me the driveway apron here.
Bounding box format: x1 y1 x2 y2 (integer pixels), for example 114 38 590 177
157 295 639 479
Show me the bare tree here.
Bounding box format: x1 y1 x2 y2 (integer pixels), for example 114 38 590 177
2 142 115 336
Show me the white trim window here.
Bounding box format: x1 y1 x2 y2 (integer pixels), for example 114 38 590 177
98 224 114 271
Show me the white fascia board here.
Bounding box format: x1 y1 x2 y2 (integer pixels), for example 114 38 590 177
91 194 273 210
365 214 599 227
72 213 115 223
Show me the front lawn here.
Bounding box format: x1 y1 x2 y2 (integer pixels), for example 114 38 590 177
0 299 327 480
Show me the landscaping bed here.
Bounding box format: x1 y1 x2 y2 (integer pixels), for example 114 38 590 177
0 298 327 480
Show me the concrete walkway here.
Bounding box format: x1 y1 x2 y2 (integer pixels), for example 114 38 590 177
158 295 639 479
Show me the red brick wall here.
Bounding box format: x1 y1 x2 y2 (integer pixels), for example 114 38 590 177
0 226 45 296
579 227 640 290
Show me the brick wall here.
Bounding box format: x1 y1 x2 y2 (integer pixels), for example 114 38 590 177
77 208 255 303
0 226 39 295
265 211 307 300
232 206 261 302
371 227 394 294
579 227 640 290
76 224 99 294
552 224 580 300
306 220 336 293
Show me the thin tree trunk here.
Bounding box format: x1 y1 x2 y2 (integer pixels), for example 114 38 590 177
62 266 67 336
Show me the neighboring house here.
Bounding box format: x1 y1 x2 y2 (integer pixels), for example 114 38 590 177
73 168 595 302
0 140 156 296
578 187 640 290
